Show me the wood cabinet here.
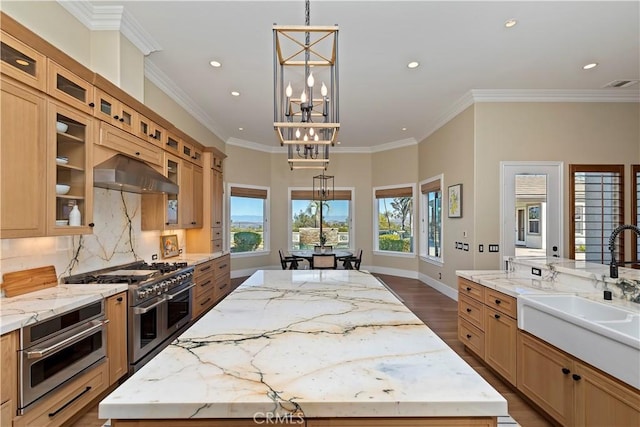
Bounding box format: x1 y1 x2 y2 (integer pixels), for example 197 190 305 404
0 30 46 91
180 137 204 167
518 331 640 426
135 113 165 149
106 292 128 385
181 162 203 228
97 122 163 166
12 361 108 427
457 278 517 386
94 88 136 133
0 77 47 238
0 331 18 426
47 100 94 235
192 260 216 319
141 153 182 230
165 131 181 156
47 60 95 115
214 254 231 301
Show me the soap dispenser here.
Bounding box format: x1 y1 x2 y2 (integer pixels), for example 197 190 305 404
69 203 81 226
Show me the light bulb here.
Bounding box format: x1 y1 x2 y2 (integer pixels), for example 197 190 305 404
321 82 328 96
285 82 293 97
300 90 307 104
309 128 315 136
314 134 319 142
307 72 314 88
295 128 301 139
303 134 309 142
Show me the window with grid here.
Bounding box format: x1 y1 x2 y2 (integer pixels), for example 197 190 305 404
229 185 268 254
290 189 352 250
420 177 442 261
632 165 640 263
374 185 415 254
569 165 624 263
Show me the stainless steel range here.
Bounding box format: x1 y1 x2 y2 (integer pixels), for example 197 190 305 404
64 261 195 373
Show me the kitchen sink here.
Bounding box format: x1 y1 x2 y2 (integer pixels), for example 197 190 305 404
518 293 640 390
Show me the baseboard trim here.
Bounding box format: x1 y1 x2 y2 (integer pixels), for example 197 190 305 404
418 272 458 301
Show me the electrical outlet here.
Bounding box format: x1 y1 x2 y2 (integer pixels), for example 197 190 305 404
151 254 158 261
532 267 541 276
463 243 469 251
489 244 499 252
479 244 484 252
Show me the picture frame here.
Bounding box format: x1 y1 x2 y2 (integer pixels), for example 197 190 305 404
161 234 179 258
448 184 462 218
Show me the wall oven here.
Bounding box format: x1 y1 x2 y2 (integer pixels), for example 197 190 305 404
18 300 107 414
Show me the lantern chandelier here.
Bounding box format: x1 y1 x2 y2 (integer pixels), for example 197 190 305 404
273 0 339 170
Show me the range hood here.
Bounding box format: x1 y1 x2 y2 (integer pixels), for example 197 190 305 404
94 154 179 194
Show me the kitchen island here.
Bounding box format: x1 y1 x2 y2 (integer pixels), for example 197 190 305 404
100 270 507 426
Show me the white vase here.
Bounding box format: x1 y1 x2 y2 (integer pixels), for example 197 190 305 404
69 204 81 226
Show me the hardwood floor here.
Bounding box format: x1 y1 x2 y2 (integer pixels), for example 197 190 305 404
69 274 553 427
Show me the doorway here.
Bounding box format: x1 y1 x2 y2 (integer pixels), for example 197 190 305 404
501 162 563 258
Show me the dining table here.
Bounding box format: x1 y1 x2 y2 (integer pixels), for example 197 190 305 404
290 249 353 269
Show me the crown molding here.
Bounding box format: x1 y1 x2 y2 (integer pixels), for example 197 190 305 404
56 0 161 55
470 88 640 103
370 138 418 153
227 137 279 153
145 60 228 142
420 91 475 142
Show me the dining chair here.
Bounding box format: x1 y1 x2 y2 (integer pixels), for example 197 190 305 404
311 253 337 269
279 249 304 270
342 249 363 270
313 245 333 252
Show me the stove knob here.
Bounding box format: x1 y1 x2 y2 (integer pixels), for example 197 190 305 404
138 289 147 299
152 284 160 294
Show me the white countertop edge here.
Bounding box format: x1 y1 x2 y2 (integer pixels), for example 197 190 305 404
100 400 508 420
0 284 128 335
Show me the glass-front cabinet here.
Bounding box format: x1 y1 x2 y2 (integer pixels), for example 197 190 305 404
0 31 46 91
141 152 181 231
94 88 136 134
48 100 94 235
47 60 95 115
166 155 180 228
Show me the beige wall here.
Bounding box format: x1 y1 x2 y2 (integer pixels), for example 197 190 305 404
475 102 640 269
418 106 475 291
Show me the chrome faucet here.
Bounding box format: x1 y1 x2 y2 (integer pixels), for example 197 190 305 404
608 224 640 278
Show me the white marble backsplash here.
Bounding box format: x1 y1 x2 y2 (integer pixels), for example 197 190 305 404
0 189 186 285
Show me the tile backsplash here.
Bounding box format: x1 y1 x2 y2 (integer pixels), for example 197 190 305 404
0 188 185 284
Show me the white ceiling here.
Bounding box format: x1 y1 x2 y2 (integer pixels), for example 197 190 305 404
76 1 639 151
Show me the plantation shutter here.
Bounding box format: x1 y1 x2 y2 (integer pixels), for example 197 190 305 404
230 187 267 199
375 186 413 199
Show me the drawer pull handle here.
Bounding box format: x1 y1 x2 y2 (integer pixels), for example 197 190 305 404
495 299 501 304
466 308 472 313
572 374 582 381
200 297 212 306
466 334 472 339
219 283 228 290
49 386 92 417
201 280 212 287
494 314 501 319
200 265 212 272
219 264 228 269
116 296 123 302
561 368 571 375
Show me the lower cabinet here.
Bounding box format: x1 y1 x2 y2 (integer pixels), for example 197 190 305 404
214 254 231 301
0 330 18 426
12 361 108 427
518 330 640 426
107 291 128 384
193 259 216 319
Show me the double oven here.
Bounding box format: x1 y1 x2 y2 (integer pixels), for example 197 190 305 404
18 300 107 414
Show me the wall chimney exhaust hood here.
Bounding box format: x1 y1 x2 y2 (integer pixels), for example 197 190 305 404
94 154 179 194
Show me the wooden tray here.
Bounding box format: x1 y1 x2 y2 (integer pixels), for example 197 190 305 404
2 265 57 297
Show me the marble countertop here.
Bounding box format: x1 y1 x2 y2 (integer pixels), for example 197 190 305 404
172 251 226 266
0 283 128 335
100 270 507 420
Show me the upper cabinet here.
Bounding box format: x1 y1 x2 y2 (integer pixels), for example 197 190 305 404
0 78 47 238
47 60 95 115
48 100 94 235
0 31 46 91
136 113 165 149
165 131 181 156
94 88 136 134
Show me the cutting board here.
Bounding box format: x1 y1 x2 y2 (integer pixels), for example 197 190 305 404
2 265 58 297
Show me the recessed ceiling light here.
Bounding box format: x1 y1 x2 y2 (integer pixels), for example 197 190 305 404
209 60 221 68
238 127 243 131
504 19 517 28
583 62 598 70
401 127 407 131
231 91 240 97
407 61 419 69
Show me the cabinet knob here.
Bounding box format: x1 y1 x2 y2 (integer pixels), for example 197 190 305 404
466 287 471 291
572 374 582 381
494 314 501 319
149 133 155 137
191 221 196 225
561 368 571 375
88 223 95 228
113 115 119 120
466 334 472 339
495 299 501 304
135 152 141 156
166 222 170 225
466 308 472 313
89 102 95 108
117 296 123 302
119 118 124 122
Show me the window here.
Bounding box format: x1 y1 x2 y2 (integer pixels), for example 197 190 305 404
632 165 640 263
570 165 623 263
527 205 541 234
229 185 269 254
420 177 442 262
374 185 415 254
290 189 352 250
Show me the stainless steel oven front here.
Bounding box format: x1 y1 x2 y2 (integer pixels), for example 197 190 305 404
18 300 107 414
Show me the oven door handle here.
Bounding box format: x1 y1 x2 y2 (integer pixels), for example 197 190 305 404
165 283 195 300
26 319 108 360
133 297 166 314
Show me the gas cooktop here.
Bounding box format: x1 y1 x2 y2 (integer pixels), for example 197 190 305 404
63 261 190 285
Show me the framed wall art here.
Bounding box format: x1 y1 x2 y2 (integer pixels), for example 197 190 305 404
161 234 179 258
448 184 462 218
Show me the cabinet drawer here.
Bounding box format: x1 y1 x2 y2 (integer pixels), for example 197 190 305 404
458 277 484 302
215 278 230 300
98 122 162 166
212 239 223 253
194 271 215 298
485 289 517 318
193 291 214 318
211 227 223 241
194 260 215 278
458 294 485 330
214 255 230 279
459 318 485 358
13 361 108 427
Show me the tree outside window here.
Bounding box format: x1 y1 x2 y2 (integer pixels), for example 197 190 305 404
375 186 414 253
229 186 268 253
